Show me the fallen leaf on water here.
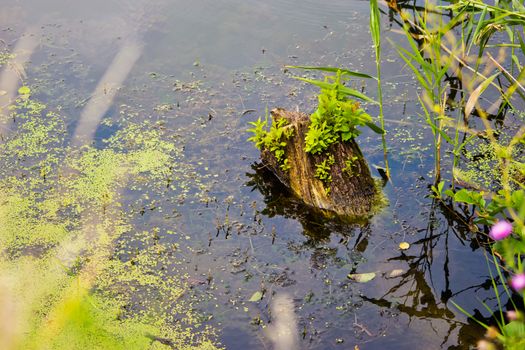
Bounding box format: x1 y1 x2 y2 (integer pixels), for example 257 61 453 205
399 242 410 250
347 272 376 283
388 269 405 278
248 291 263 302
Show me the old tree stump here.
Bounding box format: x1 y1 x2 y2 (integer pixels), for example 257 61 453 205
260 108 380 219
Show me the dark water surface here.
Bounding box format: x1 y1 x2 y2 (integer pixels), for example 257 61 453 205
0 0 500 349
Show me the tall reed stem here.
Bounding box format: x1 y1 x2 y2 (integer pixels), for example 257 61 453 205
370 0 390 179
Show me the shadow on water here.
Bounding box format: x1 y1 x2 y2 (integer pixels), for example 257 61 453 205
358 193 524 349
245 162 370 242
245 159 504 349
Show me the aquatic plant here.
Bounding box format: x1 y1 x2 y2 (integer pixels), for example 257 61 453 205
0 92 221 350
247 108 294 170
430 105 525 336
247 69 383 184
388 4 456 183
434 173 525 349
286 68 384 150
314 154 335 192
302 70 381 155
381 0 525 348
282 6 525 347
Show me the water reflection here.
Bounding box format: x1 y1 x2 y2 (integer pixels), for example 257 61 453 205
0 0 515 349
360 197 509 349
246 163 369 241
244 155 507 349
265 293 299 350
247 164 492 349
0 28 39 134
71 38 142 147
218 104 511 348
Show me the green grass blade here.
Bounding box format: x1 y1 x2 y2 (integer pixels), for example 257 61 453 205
390 43 431 92
464 72 500 117
365 121 385 134
430 121 453 144
492 251 518 311
468 6 488 55
370 0 390 178
486 253 506 327
450 300 491 329
370 0 380 53
518 31 525 54
285 66 374 79
292 76 377 104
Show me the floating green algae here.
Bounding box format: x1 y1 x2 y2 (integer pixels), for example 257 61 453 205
0 50 13 67
0 93 221 350
456 132 525 191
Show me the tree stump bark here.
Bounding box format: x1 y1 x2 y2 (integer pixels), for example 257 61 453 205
260 108 378 218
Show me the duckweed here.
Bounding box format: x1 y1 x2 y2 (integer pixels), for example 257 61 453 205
0 93 221 349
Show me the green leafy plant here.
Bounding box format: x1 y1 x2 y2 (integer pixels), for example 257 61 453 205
246 113 269 150
315 154 335 193
343 155 359 175
389 12 454 184
247 109 294 171
289 69 383 156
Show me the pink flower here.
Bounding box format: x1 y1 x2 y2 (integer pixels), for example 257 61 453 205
489 220 513 241
510 274 525 292
507 310 518 321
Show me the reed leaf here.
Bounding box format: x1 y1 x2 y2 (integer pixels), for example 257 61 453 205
451 300 491 330
285 65 374 79
370 0 390 178
464 72 500 117
292 76 377 104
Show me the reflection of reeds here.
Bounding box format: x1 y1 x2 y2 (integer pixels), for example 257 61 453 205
387 1 455 184
383 1 525 347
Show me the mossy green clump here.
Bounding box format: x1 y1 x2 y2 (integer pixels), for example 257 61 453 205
0 93 221 350
29 295 159 350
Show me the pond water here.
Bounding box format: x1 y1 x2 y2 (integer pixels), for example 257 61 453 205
0 0 510 349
